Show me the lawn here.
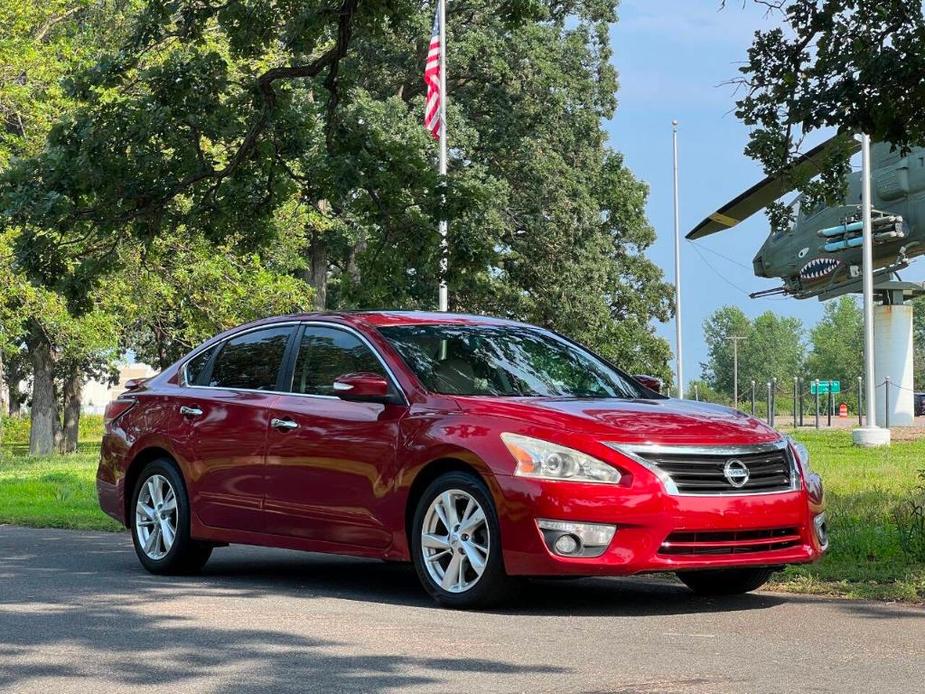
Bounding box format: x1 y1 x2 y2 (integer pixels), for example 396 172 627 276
1 430 923 602
770 429 925 602
0 447 122 531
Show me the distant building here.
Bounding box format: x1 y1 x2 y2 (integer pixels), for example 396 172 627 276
82 363 157 414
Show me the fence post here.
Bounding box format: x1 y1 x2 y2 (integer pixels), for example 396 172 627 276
885 376 891 429
798 376 804 426
751 380 756 416
694 383 699 402
814 379 820 429
793 377 798 429
857 375 863 427
827 382 832 427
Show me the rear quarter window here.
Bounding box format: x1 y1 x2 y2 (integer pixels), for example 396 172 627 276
184 345 217 386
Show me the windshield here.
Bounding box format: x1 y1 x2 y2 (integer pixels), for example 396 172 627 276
378 324 644 399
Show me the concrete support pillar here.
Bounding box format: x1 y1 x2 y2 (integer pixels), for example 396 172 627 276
873 302 914 427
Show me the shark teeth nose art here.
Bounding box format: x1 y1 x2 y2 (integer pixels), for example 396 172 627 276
799 257 840 281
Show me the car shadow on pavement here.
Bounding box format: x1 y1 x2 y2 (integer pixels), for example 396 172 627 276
0 528 568 692
188 540 792 618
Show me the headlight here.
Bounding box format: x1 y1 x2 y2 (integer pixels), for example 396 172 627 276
501 433 622 484
788 436 823 503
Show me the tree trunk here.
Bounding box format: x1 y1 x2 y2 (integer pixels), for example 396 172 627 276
28 327 58 456
0 349 6 417
309 229 328 310
62 370 82 454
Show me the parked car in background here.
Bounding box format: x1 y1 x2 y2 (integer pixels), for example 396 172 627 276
915 392 925 417
97 311 827 608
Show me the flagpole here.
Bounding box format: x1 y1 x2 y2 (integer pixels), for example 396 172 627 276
672 120 684 399
437 0 449 312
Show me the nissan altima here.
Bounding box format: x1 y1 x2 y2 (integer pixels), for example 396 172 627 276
97 311 827 608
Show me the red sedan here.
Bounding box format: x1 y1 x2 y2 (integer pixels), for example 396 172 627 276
97 311 827 608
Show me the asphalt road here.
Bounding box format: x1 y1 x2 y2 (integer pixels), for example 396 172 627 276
1 526 922 693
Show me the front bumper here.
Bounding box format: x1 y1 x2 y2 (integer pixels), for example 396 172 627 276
494 473 826 576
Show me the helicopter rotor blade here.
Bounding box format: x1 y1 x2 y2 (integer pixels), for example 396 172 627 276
687 134 861 240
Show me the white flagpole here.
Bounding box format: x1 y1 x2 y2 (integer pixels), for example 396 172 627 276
672 120 684 399
437 0 449 312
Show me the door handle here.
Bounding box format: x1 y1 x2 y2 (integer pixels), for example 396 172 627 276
271 417 299 431
179 405 203 417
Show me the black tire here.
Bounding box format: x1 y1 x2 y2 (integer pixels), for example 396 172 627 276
410 471 517 609
676 567 774 596
130 458 213 575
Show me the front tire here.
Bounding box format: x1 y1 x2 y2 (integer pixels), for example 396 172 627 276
410 471 516 609
676 567 774 596
131 458 212 575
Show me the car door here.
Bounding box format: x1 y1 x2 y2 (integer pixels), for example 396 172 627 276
263 323 407 548
171 324 296 532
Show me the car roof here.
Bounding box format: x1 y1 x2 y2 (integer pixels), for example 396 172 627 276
348 311 525 328
219 311 529 338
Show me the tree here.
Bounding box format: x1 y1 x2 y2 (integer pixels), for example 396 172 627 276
731 0 925 229
1 0 310 453
3 0 674 382
0 0 141 453
806 296 863 389
701 306 805 403
913 295 925 391
701 306 752 399
113 233 312 370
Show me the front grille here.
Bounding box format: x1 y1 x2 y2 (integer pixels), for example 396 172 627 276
659 527 802 556
631 445 795 495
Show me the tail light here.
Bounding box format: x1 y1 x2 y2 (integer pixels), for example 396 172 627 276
104 398 136 429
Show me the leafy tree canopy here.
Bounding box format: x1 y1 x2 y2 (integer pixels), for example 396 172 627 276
806 295 862 388
731 0 925 230
2 0 674 379
701 305 805 400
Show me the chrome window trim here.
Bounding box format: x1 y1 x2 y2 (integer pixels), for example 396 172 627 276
180 320 409 406
605 439 800 497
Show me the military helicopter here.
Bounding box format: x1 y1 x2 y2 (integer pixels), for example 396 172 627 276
688 136 925 301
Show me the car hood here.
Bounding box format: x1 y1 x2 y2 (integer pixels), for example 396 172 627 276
453 396 781 446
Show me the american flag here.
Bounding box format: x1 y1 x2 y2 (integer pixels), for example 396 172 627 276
423 7 442 140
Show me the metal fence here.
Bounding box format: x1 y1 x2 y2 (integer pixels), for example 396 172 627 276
689 376 919 429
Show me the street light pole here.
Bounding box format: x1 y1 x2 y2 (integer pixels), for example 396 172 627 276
672 120 684 399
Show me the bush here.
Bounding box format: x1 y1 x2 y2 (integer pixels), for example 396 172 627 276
894 470 925 562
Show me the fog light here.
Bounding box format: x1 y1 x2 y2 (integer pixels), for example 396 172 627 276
538 519 616 558
554 534 580 555
813 512 829 550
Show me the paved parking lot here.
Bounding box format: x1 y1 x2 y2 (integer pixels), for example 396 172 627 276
1 525 923 693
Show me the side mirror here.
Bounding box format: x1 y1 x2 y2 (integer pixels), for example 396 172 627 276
634 374 663 394
333 372 398 404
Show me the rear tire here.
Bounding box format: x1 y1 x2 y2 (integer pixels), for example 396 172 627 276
676 567 774 596
410 471 517 609
130 458 212 575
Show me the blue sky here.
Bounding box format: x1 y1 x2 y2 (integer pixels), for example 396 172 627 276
604 1 925 384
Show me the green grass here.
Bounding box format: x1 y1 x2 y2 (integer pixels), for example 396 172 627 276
1 430 923 602
0 447 122 531
770 429 925 603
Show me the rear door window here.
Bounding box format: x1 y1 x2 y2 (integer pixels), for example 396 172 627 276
208 326 295 391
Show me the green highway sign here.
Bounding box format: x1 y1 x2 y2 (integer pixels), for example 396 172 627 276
810 380 841 395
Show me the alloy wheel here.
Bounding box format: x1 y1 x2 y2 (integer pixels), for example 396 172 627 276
421 489 490 593
135 474 178 560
